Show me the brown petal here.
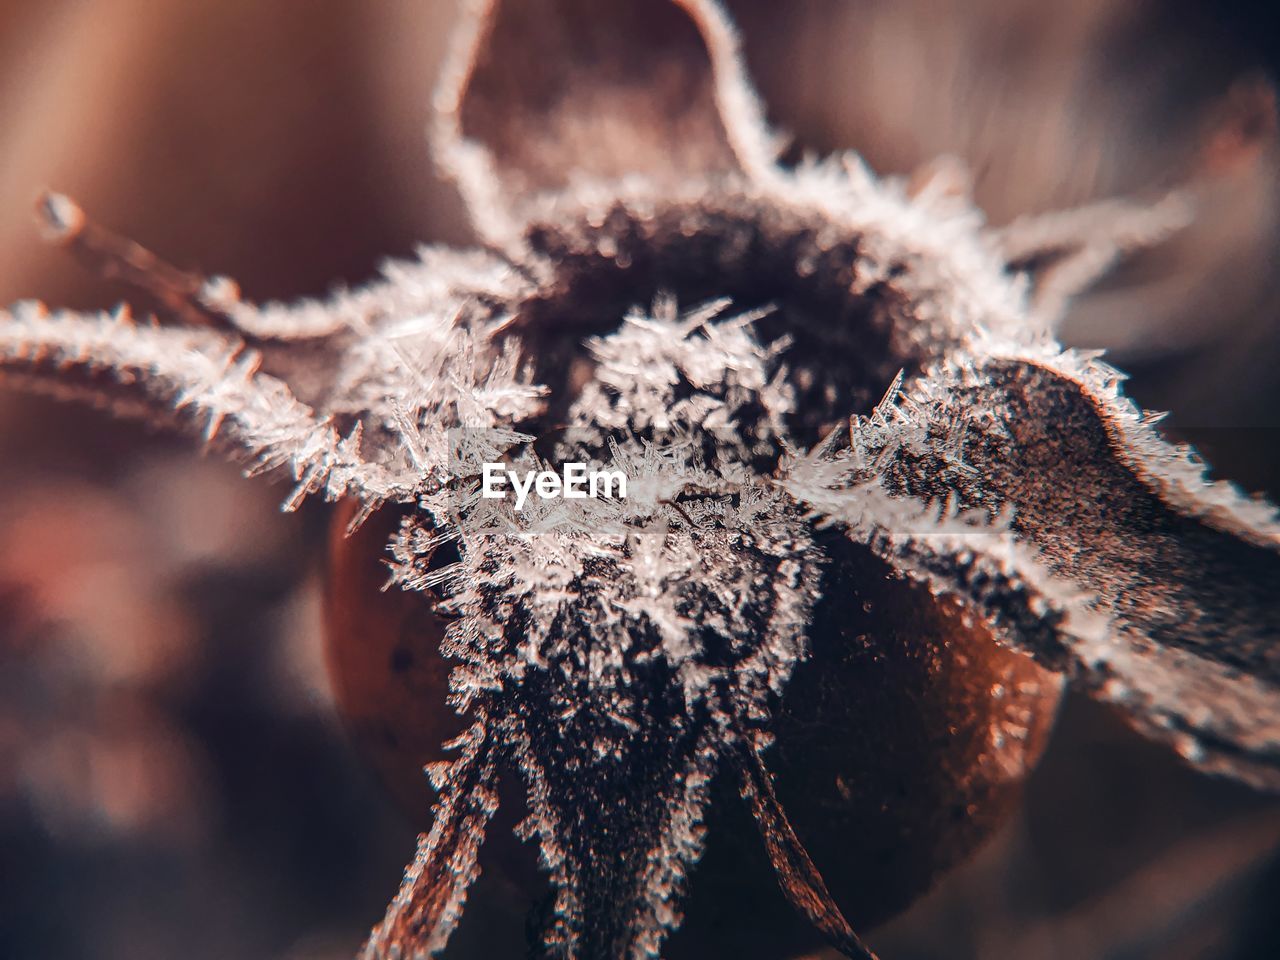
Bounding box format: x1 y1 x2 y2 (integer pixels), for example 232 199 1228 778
434 0 777 240
737 744 879 960
514 702 717 958
877 354 1280 791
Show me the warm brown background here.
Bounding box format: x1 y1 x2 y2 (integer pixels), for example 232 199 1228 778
1 2 1279 958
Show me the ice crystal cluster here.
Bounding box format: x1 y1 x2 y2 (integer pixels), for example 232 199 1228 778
2 1 1278 958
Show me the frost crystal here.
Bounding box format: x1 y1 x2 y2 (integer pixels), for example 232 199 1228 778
3 1 1278 958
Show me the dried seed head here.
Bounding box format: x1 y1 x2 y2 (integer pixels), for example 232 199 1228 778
2 1 1279 958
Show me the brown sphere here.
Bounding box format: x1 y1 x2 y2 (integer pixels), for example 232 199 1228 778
324 501 462 818
671 532 1063 957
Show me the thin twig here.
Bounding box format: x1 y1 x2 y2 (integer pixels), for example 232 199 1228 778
36 191 232 331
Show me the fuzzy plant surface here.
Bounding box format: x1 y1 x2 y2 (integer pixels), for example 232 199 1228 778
2 1 1279 959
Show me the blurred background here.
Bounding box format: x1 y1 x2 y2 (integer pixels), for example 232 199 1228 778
1 1 1278 958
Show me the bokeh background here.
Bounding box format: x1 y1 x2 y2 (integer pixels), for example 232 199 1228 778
1 1 1279 958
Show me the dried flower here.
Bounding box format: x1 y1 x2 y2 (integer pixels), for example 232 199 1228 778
2 1 1278 958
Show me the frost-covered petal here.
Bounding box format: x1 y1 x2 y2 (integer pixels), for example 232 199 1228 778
830 352 1280 790
361 724 499 959
433 0 778 240
512 713 716 960
203 245 542 418
0 236 549 518
0 301 412 509
730 2 1280 373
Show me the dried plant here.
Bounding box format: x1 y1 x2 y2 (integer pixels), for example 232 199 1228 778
1 1 1278 958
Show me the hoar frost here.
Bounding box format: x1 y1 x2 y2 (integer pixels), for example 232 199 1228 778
2 1 1278 959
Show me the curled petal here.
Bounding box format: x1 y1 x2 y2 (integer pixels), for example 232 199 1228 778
434 0 778 239
844 352 1280 790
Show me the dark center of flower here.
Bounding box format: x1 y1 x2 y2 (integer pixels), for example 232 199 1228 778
511 196 927 447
